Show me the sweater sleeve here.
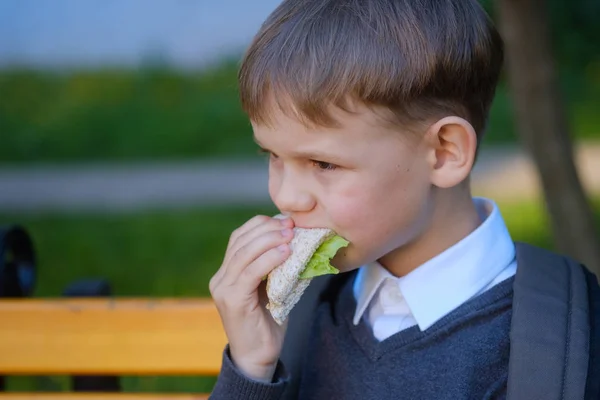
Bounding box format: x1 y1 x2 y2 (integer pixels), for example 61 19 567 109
209 345 290 400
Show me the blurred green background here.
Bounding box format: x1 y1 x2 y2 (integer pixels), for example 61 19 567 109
1 60 600 164
1 0 599 394
1 0 600 163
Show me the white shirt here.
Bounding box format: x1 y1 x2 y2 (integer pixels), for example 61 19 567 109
352 197 517 341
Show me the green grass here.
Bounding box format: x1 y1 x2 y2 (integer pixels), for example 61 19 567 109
0 63 256 164
1 63 599 163
1 198 599 393
0 205 280 298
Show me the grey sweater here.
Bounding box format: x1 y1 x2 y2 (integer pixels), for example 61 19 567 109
210 274 514 400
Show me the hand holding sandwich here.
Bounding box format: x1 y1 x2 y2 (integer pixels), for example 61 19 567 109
209 215 295 382
210 214 349 383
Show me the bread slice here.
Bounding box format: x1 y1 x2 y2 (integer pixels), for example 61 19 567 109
266 277 312 326
266 227 336 325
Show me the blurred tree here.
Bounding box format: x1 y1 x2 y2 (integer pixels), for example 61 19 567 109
495 0 600 277
482 0 600 69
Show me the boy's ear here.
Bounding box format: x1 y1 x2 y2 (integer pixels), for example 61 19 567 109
425 116 477 188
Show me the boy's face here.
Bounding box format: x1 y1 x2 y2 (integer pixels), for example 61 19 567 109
252 104 435 272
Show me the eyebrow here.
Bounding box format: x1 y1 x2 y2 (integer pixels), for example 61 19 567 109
253 135 345 163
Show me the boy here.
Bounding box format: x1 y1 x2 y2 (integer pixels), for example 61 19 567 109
208 0 600 399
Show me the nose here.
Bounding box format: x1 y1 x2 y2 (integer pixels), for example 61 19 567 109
270 170 315 214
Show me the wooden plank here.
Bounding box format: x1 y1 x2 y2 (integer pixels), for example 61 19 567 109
0 394 209 400
0 299 227 376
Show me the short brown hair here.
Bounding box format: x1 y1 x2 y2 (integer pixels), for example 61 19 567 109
238 0 503 141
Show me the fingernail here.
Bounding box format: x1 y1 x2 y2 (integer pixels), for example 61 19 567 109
277 244 289 253
281 229 293 237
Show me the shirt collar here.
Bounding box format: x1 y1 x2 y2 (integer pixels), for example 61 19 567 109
352 197 516 330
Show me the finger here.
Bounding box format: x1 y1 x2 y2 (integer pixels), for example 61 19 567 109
214 215 275 289
239 244 291 294
226 215 272 253
224 216 292 267
209 264 226 295
223 229 293 285
215 215 292 291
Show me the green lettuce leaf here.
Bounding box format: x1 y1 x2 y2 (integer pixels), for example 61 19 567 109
299 235 349 279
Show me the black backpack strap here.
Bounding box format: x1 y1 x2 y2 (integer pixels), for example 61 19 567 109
582 267 600 399
507 242 591 400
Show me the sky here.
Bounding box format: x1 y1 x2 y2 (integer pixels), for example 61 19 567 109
0 0 283 69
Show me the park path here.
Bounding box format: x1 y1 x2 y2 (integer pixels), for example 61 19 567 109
0 144 598 213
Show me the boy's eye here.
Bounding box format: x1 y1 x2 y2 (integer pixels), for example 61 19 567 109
258 148 279 159
258 148 335 170
312 160 337 171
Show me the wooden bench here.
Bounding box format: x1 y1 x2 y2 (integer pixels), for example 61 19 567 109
0 298 227 399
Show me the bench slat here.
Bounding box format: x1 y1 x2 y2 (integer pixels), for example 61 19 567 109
0 394 208 400
0 299 226 376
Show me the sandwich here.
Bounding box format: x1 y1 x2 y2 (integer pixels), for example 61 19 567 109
265 222 349 325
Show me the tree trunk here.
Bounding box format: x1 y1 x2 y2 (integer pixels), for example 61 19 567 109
495 0 600 277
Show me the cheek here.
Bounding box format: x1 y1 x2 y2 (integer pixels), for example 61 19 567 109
327 168 430 265
326 190 372 234
324 184 391 261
